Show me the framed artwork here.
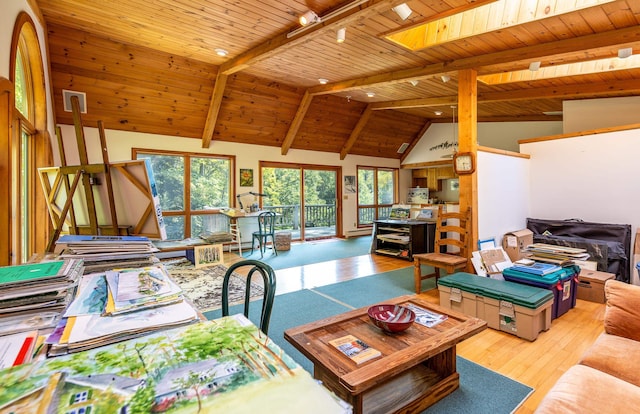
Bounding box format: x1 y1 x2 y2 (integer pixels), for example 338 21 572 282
240 169 253 187
344 175 356 193
193 244 224 268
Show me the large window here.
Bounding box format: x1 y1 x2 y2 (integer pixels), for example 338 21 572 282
4 13 51 265
134 149 234 240
357 166 398 226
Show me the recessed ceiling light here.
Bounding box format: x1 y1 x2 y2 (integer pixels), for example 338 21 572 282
318 78 328 84
409 80 419 86
440 75 450 83
529 61 541 71
434 111 443 116
215 48 228 57
366 92 375 97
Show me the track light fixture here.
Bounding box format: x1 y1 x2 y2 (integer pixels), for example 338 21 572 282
337 27 346 43
618 47 633 59
299 10 320 26
392 3 413 20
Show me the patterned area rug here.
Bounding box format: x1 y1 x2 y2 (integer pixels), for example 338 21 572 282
163 258 264 312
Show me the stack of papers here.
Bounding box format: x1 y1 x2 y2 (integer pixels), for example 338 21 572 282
47 264 199 355
525 243 590 265
509 262 562 275
55 235 159 273
0 260 83 336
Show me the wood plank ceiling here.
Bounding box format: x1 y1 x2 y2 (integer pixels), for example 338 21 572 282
35 0 640 160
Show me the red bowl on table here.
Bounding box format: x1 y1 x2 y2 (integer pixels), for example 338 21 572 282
367 304 415 333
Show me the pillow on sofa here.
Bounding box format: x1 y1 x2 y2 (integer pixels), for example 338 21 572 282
604 280 640 342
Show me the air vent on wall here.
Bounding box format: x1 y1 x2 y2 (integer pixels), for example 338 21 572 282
397 143 410 153
62 90 87 114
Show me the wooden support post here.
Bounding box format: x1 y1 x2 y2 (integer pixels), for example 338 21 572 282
46 169 84 252
70 95 99 234
55 126 78 234
98 120 119 234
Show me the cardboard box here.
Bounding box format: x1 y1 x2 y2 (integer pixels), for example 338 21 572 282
577 270 615 303
502 229 534 262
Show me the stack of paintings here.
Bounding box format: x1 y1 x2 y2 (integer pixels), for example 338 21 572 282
47 264 199 356
0 260 84 368
54 235 158 274
0 316 349 413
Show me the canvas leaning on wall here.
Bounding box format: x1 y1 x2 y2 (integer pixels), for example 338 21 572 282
193 244 224 268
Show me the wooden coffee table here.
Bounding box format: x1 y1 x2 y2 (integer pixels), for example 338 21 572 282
284 295 487 414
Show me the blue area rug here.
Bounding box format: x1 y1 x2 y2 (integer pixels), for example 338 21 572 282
241 236 372 269
205 269 533 413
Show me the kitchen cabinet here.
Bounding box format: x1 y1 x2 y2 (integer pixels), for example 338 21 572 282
436 166 455 179
372 219 436 261
411 169 441 191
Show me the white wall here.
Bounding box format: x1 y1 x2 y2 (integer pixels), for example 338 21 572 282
522 127 640 283
477 151 530 244
403 121 562 164
57 125 403 237
564 97 640 133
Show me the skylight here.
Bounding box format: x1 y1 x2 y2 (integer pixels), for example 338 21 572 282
478 55 640 84
385 0 616 52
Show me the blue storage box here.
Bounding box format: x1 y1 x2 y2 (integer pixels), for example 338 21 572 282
502 265 580 320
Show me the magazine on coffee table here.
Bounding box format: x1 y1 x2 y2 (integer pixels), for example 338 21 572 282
405 304 448 328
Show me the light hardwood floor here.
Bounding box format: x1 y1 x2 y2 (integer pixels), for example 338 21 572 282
223 246 605 413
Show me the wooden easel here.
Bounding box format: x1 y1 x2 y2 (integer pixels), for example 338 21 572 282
41 96 121 251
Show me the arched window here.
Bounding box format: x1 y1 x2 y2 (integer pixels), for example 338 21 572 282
5 12 52 264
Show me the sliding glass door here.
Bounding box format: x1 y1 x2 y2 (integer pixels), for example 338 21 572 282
261 162 340 241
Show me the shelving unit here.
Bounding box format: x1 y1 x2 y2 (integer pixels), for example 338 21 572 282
372 219 435 261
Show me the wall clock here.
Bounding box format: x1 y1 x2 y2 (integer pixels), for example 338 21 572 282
453 152 475 175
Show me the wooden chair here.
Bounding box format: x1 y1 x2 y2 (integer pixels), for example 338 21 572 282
413 206 472 294
251 211 277 258
222 259 276 334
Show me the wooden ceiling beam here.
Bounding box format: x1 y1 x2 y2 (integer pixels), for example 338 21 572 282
340 105 373 160
201 72 227 148
366 79 640 112
308 25 640 95
281 91 313 155
219 0 401 76
371 96 457 110
205 0 397 148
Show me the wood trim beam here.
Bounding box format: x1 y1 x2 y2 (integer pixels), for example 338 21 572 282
340 105 373 160
201 72 227 148
219 0 401 76
371 96 457 110
281 91 313 155
308 25 640 96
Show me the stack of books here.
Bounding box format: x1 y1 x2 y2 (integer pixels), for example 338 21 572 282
0 259 83 336
54 235 159 274
509 261 562 275
0 260 84 367
524 243 590 266
47 264 199 356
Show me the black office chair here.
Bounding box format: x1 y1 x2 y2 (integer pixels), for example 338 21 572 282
222 260 276 334
251 211 278 258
